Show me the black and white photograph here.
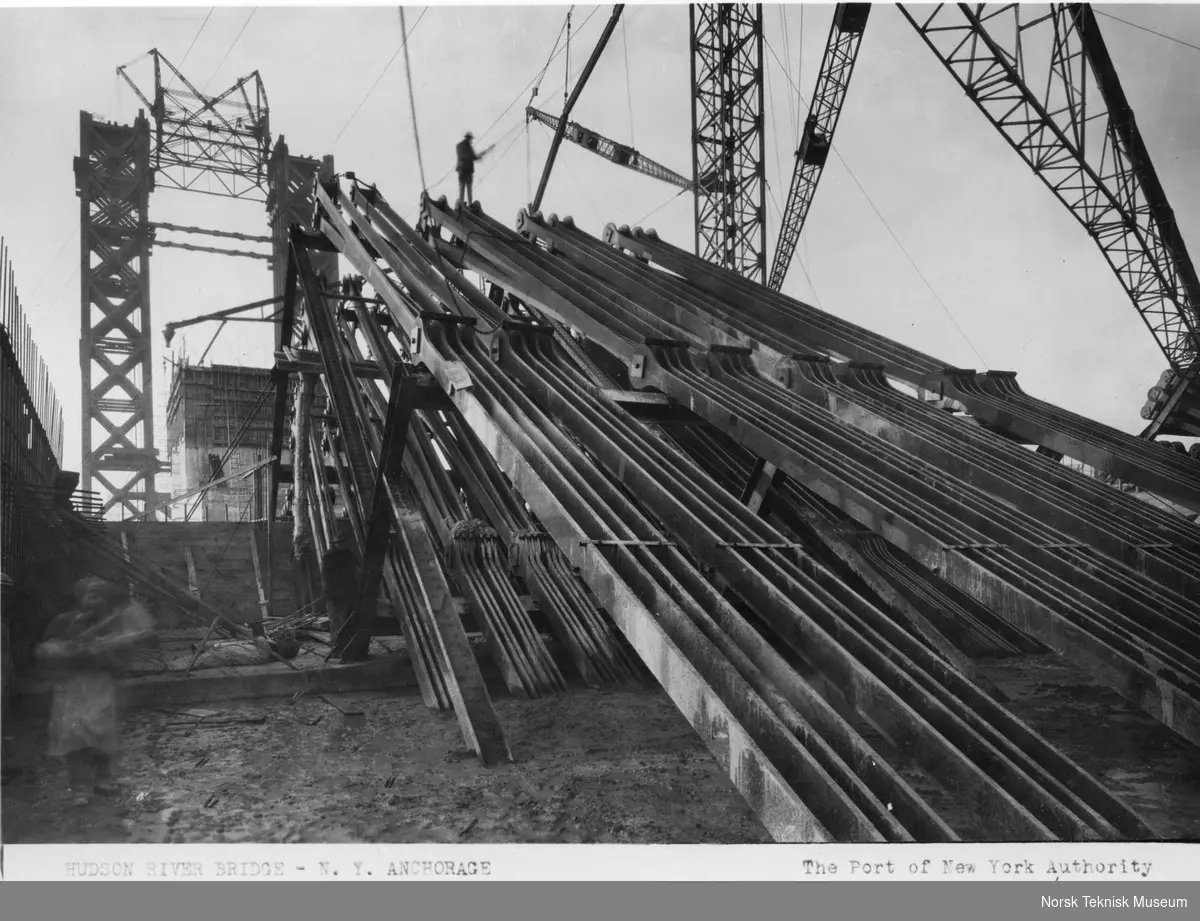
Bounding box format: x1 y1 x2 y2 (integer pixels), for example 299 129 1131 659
1 0 1199 859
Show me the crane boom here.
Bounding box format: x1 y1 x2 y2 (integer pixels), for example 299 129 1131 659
899 3 1200 436
767 4 871 293
526 106 693 191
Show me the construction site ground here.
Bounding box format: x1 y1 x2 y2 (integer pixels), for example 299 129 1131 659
4 645 1200 844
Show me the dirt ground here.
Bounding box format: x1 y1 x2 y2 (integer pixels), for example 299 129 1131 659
1 684 772 845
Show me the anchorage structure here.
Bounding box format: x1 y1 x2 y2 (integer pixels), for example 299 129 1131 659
37 2 1200 848
689 4 768 283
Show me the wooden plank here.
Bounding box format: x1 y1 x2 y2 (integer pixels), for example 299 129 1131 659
249 529 271 620
183 547 200 598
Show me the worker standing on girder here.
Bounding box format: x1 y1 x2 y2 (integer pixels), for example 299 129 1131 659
455 132 492 206
35 577 155 806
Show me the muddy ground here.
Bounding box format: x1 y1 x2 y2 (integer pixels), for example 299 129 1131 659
1 684 771 845
5 647 1199 844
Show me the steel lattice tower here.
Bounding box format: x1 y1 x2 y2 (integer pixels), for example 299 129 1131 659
76 53 336 519
689 3 768 283
75 111 159 518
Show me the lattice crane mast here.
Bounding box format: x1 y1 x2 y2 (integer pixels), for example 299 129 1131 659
526 106 693 190
899 3 1200 438
767 4 870 292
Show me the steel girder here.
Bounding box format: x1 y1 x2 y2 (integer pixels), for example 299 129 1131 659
419 195 1155 841
689 3 768 282
897 4 1200 432
75 111 159 519
445 204 1200 749
610 224 1200 513
526 106 694 190
767 4 870 292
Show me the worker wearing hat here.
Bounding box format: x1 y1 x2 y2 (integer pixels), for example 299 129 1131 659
455 131 491 206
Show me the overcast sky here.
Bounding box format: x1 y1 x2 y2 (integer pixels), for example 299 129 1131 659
1 2 1199 476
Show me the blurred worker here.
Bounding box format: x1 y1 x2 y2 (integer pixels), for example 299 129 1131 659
455 132 493 206
35 577 155 806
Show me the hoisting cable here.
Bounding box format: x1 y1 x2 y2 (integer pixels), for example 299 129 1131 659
621 14 635 148
564 7 573 109
399 6 428 194
397 6 489 329
403 5 601 220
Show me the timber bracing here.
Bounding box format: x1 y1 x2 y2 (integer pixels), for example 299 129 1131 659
689 3 768 283
75 111 159 519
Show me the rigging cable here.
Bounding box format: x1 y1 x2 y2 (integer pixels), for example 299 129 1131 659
402 6 604 221
622 15 635 148
397 5 483 329
1095 10 1200 54
778 4 796 144
329 6 428 150
763 31 987 368
764 43 787 230
564 7 573 109
398 6 429 193
530 6 573 106
630 186 688 228
204 7 258 92
167 8 216 91
797 5 806 144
